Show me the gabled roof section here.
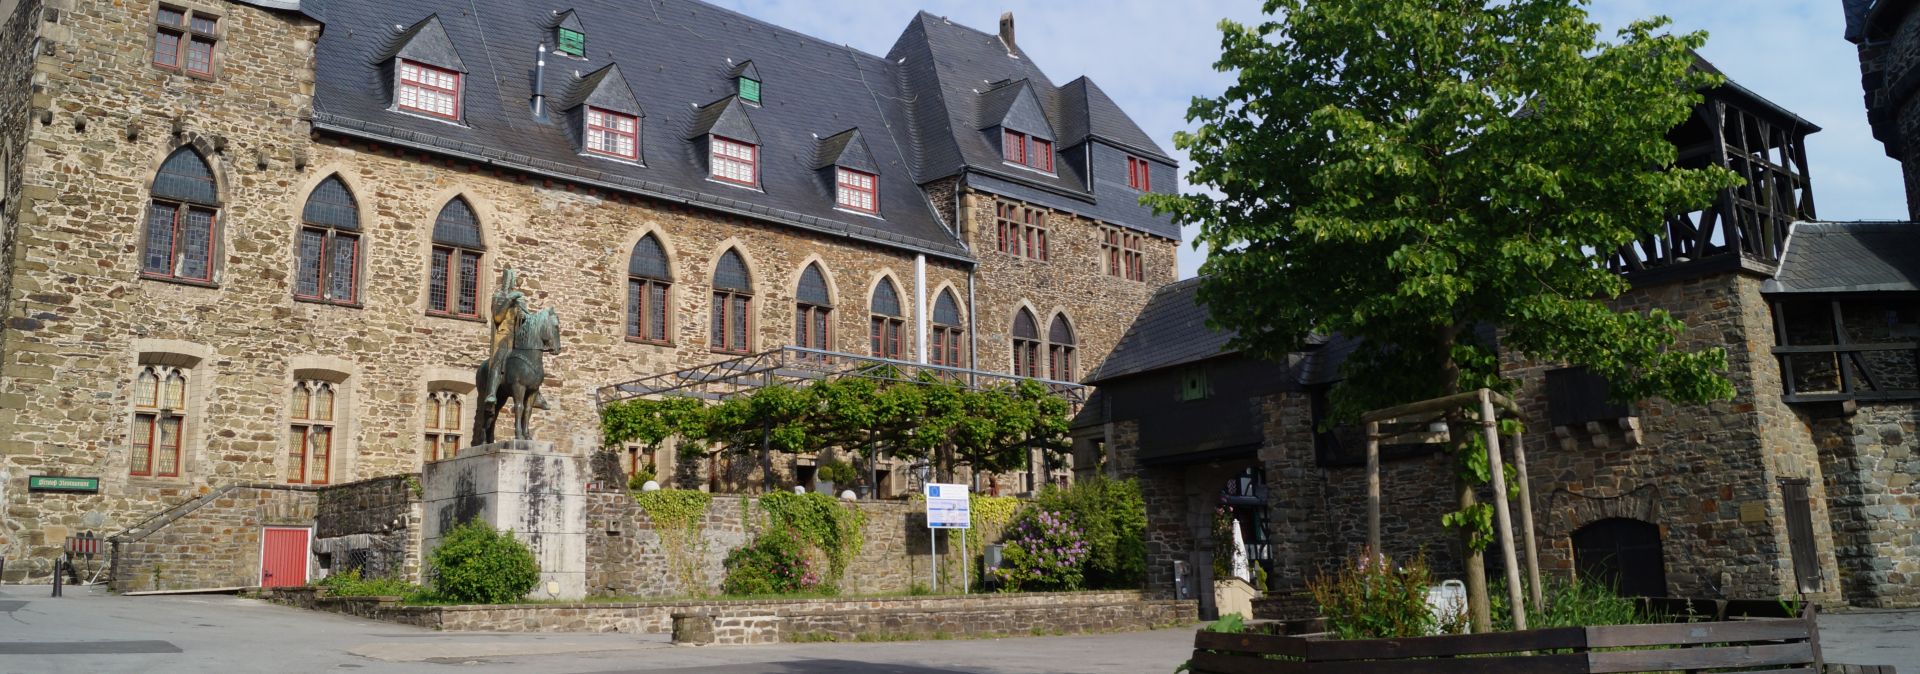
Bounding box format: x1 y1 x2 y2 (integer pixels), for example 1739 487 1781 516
815 128 878 173
979 80 1053 140
563 64 642 117
728 60 761 81
1087 278 1239 384
687 96 758 144
381 15 466 73
1766 221 1920 294
552 8 585 34
1062 77 1171 161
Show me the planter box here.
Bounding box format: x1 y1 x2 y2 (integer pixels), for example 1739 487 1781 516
1190 603 1828 673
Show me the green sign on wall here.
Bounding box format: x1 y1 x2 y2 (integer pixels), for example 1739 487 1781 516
28 475 99 493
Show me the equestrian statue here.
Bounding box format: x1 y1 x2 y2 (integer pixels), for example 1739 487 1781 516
473 267 562 444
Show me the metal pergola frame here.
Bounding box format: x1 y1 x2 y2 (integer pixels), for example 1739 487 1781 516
595 346 1089 408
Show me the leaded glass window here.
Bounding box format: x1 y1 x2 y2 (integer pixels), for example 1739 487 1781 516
296 176 361 304
429 198 484 318
711 249 752 353
795 263 831 352
144 147 219 282
628 234 672 344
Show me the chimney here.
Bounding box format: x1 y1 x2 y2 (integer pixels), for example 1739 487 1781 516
999 12 1016 53
531 43 549 118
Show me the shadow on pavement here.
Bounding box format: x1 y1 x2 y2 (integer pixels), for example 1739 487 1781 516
580 659 980 674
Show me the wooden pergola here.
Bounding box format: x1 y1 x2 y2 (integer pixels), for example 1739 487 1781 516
1361 388 1543 630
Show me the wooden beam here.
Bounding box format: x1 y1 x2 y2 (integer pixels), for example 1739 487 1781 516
1361 390 1520 423
1480 389 1527 630
1366 420 1381 555
1512 429 1543 611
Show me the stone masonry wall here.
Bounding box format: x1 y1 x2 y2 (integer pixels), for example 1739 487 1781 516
1503 271 1841 604
0 0 42 567
312 474 420 582
586 493 1000 598
1817 401 1920 607
112 484 317 592
0 0 1169 580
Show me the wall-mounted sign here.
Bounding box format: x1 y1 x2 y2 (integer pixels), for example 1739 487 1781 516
28 475 99 493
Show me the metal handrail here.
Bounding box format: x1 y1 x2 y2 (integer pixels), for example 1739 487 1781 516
596 346 1088 407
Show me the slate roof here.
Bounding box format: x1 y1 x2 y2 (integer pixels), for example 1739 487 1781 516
1767 221 1920 294
291 0 1178 260
885 12 1181 240
1086 278 1239 384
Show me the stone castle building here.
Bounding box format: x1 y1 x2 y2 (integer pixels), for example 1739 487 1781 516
1085 33 1920 616
0 0 1179 582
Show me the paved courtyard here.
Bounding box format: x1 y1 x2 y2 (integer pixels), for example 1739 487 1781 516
2 585 1915 673
0 585 1199 674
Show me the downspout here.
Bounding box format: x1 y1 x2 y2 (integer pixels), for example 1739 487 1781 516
915 254 928 364
531 43 548 118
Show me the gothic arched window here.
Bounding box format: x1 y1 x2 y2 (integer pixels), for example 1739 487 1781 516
711 249 753 353
296 175 361 304
628 234 672 344
1012 308 1040 378
795 263 831 352
428 197 484 318
870 278 905 359
143 147 220 283
931 289 965 368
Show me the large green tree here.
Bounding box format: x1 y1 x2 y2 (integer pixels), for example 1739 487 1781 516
1149 0 1738 630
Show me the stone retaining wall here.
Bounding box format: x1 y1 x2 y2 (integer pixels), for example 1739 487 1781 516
1817 401 1920 607
260 588 1196 643
113 485 318 592
312 474 422 582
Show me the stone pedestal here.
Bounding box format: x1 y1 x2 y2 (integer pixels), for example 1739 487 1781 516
421 440 586 600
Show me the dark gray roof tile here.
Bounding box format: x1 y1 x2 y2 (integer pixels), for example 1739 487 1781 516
381 15 466 73
1086 278 1238 383
1768 221 1920 294
562 64 642 117
687 96 759 144
815 128 878 173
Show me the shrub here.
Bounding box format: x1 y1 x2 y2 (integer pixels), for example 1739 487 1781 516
991 509 1088 592
627 467 655 491
817 458 860 487
721 530 820 596
756 490 864 588
1308 550 1436 639
1033 475 1146 589
427 521 541 604
313 568 426 599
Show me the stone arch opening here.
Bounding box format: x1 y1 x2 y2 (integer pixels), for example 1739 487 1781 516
1572 517 1668 597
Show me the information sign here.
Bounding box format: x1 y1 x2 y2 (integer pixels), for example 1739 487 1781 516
925 483 971 529
29 475 100 493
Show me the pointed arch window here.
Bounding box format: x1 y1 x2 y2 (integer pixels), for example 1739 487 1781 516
870 278 905 359
1048 315 1077 381
931 290 965 368
296 176 361 304
143 147 219 283
1012 308 1041 378
428 198 484 319
627 234 672 344
424 387 464 462
711 249 753 354
288 379 336 485
130 365 188 477
795 263 832 352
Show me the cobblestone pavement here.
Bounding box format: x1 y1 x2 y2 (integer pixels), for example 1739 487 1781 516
0 585 1199 674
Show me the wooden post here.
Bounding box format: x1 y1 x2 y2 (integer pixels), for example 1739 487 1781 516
1479 389 1526 630
1511 429 1543 610
1366 420 1381 554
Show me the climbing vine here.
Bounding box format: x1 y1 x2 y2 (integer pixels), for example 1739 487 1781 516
965 495 1021 552
755 490 865 588
634 489 714 595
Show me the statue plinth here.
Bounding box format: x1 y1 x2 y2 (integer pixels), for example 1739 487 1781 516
421 440 586 600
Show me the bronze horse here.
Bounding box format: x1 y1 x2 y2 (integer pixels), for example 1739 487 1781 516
472 306 562 444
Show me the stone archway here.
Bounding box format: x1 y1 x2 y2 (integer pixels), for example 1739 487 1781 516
1571 518 1668 597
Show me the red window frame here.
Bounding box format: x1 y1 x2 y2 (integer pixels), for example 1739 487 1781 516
585 107 640 160
835 168 878 213
627 278 671 345
1036 138 1054 172
398 60 462 120
427 246 482 318
709 136 758 186
1012 337 1041 378
870 316 904 359
130 367 185 478
995 202 1049 261
154 6 216 77
295 227 359 305
423 389 463 462
1127 156 1151 190
931 325 964 367
1003 129 1027 164
796 303 831 351
1049 343 1076 381
143 200 218 283
712 291 752 354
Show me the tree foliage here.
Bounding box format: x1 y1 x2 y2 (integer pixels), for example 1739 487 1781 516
599 371 1070 485
1148 0 1739 417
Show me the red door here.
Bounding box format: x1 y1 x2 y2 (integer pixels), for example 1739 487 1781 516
261 527 309 588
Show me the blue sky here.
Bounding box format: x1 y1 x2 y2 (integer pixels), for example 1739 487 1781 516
710 1 1905 279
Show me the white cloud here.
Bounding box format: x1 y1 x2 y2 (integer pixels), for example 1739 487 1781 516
710 1 1903 279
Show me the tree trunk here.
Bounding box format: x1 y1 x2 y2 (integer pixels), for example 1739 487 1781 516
1437 324 1492 633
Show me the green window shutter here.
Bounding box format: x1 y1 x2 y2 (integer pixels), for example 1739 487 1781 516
738 77 761 103
556 28 585 57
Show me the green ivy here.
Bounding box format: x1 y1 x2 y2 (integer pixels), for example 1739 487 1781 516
634 489 714 595
965 494 1021 553
755 490 865 587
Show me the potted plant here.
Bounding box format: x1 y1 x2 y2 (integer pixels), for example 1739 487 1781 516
817 459 860 496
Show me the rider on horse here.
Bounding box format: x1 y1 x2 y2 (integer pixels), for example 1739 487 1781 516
484 268 550 411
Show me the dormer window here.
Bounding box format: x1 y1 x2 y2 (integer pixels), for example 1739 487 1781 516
585 107 638 160
398 60 461 120
739 77 761 104
711 136 757 186
1127 156 1152 191
836 169 877 214
556 27 585 57
1003 129 1052 172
